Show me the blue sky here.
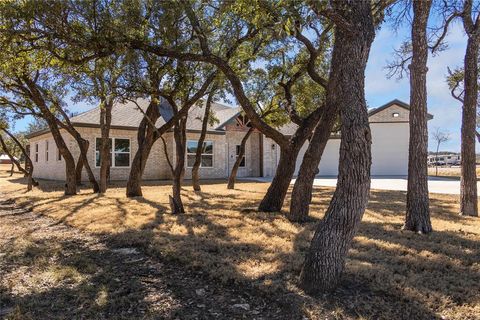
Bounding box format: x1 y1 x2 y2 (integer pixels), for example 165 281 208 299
366 20 469 152
14 19 470 152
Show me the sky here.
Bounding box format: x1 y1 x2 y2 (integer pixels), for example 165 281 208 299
365 20 469 152
13 17 470 153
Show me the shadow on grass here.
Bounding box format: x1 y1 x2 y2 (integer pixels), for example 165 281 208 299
2 175 478 319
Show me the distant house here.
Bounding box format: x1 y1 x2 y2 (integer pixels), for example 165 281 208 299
0 154 16 164
26 99 433 181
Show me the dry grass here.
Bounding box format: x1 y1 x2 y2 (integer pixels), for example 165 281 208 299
1 166 479 319
428 166 480 179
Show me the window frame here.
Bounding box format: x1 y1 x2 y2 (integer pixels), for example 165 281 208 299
235 145 246 168
34 143 39 163
45 140 49 162
94 137 131 168
186 140 214 168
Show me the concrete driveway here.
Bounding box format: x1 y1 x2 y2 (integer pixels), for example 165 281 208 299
292 176 473 195
249 176 474 195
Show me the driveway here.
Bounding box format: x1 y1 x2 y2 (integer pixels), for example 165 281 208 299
250 176 474 195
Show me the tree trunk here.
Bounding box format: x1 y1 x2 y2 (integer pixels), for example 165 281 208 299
288 103 339 222
1 128 38 191
126 98 161 197
299 1 375 293
22 78 76 195
73 138 99 192
228 127 254 189
0 135 24 175
192 90 215 192
258 144 302 212
404 0 433 233
99 98 113 194
460 37 479 216
171 117 187 214
75 152 84 185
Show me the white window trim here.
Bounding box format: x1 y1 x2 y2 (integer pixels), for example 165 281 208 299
94 137 131 168
186 140 214 168
45 140 49 162
235 144 246 168
34 143 39 163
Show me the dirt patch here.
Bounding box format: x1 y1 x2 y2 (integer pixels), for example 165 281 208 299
0 197 304 319
1 171 479 319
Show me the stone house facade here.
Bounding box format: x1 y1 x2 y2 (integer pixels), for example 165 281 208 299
26 99 430 181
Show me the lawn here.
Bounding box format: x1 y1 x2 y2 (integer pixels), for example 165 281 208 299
1 167 479 319
428 166 480 179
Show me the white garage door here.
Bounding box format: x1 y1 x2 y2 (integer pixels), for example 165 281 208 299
294 122 409 177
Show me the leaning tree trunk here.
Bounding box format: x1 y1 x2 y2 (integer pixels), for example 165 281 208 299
288 102 338 222
0 137 24 176
299 1 375 293
228 127 254 189
192 90 215 192
1 128 38 191
23 78 76 195
404 0 433 233
99 98 113 194
460 36 479 216
75 152 84 185
258 144 302 212
126 98 161 197
73 138 99 192
170 117 187 214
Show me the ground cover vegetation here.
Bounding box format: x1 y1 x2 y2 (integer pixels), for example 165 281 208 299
0 0 478 318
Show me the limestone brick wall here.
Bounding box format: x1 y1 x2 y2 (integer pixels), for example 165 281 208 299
29 132 68 181
369 104 409 123
225 130 261 177
183 132 228 179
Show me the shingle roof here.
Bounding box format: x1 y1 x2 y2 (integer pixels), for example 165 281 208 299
69 98 241 132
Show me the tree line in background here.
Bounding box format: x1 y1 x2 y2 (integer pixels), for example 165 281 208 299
0 0 478 294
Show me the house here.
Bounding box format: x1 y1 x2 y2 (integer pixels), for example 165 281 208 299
0 154 15 164
25 99 432 181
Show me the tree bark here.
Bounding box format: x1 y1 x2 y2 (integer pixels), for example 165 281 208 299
22 77 76 195
171 117 187 214
228 127 254 189
460 34 479 216
73 138 99 192
75 152 84 184
404 0 433 233
126 98 161 197
192 90 215 191
99 97 113 193
258 143 302 212
287 105 338 222
299 1 375 293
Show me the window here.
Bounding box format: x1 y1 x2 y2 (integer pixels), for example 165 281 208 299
235 145 246 167
186 140 213 168
45 141 49 161
114 138 130 167
95 138 130 168
392 112 400 118
57 147 62 161
34 143 38 162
